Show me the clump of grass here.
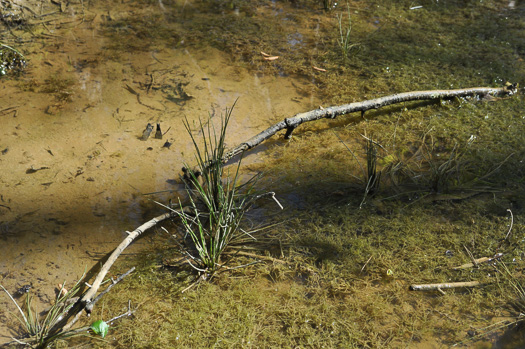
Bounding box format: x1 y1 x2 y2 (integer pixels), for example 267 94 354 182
0 275 86 348
336 2 359 62
361 137 381 207
333 132 381 207
172 103 262 278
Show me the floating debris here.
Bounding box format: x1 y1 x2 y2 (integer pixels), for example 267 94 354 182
261 51 279 61
0 44 26 77
155 123 162 139
26 165 50 174
15 284 31 297
141 123 153 140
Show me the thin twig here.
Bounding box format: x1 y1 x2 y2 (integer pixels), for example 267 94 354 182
223 250 289 264
452 253 503 270
87 267 135 313
107 300 135 324
360 255 373 273
505 209 514 240
409 281 481 291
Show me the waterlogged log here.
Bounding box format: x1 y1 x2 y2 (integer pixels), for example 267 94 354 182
224 84 518 162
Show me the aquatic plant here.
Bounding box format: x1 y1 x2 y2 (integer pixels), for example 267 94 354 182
333 132 381 207
361 137 381 207
0 275 86 348
173 103 263 278
322 0 335 11
41 74 75 102
336 2 358 62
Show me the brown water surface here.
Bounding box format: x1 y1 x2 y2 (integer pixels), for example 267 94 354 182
0 0 319 342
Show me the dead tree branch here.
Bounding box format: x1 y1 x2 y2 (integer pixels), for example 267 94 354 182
223 84 518 163
61 212 173 331
409 281 482 292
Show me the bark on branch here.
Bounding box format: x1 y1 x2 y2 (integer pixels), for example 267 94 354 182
61 212 173 331
223 84 518 162
409 281 481 292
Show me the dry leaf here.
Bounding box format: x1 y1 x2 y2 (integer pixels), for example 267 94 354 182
260 51 271 57
263 56 279 61
312 66 327 72
57 283 68 296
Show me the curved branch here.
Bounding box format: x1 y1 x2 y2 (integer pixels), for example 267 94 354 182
223 84 518 162
61 212 173 331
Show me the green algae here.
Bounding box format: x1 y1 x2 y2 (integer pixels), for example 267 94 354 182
40 74 76 102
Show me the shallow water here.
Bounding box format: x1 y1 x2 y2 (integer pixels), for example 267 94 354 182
1 0 525 347
0 0 320 342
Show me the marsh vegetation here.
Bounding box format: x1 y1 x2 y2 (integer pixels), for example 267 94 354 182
1 0 525 348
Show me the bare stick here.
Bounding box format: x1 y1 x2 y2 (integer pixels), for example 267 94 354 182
360 255 373 273
409 281 481 291
463 245 478 268
223 250 289 264
452 253 503 270
87 267 136 313
56 301 135 339
107 300 135 324
62 212 173 331
223 84 517 162
505 209 514 240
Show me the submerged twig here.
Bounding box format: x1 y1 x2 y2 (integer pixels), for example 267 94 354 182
409 281 482 292
87 267 136 313
452 253 503 270
505 209 514 241
223 250 289 264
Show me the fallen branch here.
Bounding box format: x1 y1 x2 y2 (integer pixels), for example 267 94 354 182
25 84 516 345
223 250 289 264
223 84 518 162
452 253 503 270
61 212 173 331
86 267 136 313
409 281 481 292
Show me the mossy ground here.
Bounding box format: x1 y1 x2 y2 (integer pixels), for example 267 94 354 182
49 0 525 347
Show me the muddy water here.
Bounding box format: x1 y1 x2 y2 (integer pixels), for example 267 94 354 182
0 0 319 342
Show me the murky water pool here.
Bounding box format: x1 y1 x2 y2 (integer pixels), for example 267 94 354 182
0 0 320 342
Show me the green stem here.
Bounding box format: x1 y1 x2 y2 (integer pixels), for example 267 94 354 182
0 43 25 58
